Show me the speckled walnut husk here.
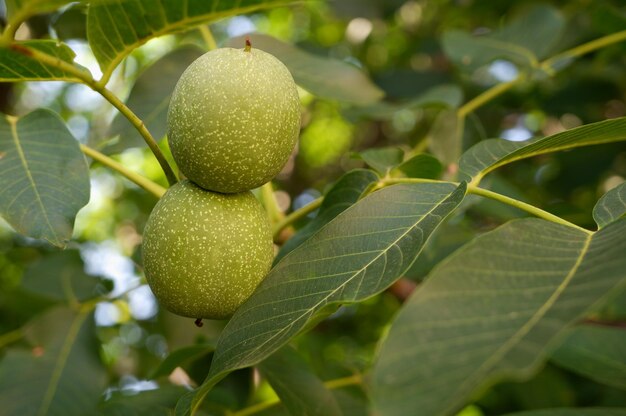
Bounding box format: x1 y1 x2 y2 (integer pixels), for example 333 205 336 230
142 180 273 319
167 47 300 193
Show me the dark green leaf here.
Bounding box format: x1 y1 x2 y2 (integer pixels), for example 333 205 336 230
181 182 467 414
87 0 295 82
52 4 88 41
228 34 384 104
275 169 379 263
105 45 204 154
503 409 626 416
356 147 404 174
550 325 626 390
372 218 626 416
150 344 215 379
459 117 626 183
0 109 90 247
593 182 626 229
442 5 564 72
21 250 111 302
392 153 443 180
258 347 341 416
0 41 81 81
0 307 107 416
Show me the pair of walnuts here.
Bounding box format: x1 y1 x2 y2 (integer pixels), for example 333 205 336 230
142 43 300 321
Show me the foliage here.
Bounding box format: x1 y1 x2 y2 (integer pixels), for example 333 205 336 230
0 1 625 416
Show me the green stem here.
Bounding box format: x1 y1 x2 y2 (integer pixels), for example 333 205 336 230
232 373 362 416
8 43 178 186
457 29 626 118
272 196 323 240
541 29 626 72
261 182 284 227
467 186 592 234
199 25 218 50
80 144 166 198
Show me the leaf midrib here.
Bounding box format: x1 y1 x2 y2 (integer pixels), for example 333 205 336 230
95 1 293 83
215 185 460 373
7 115 56 242
441 230 592 416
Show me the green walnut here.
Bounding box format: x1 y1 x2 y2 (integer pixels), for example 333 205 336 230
167 43 300 193
142 180 274 320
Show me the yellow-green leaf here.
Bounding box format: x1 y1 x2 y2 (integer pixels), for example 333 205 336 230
86 0 295 83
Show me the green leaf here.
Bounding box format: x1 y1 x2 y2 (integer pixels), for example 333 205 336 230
593 182 626 229
356 147 404 174
550 325 626 390
503 409 626 416
459 117 626 183
0 41 81 82
0 306 107 416
372 218 626 416
87 0 295 82
346 84 462 120
100 385 189 416
150 344 215 379
228 34 384 104
180 182 467 414
0 109 91 247
442 5 564 73
21 250 112 302
275 169 379 263
105 45 204 153
258 347 341 416
5 0 79 23
429 109 462 165
391 153 443 180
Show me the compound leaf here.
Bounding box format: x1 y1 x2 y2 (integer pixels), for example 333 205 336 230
179 182 467 414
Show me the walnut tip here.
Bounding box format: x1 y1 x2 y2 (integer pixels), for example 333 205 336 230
244 36 252 52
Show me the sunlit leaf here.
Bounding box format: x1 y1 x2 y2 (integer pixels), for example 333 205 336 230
0 307 106 416
5 0 80 24
459 117 626 183
0 109 90 247
179 182 467 415
228 34 384 104
550 325 626 390
276 169 379 263
150 344 215 379
21 250 112 302
105 45 203 153
0 41 82 82
593 182 626 229
258 347 341 416
87 0 295 82
372 218 626 416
